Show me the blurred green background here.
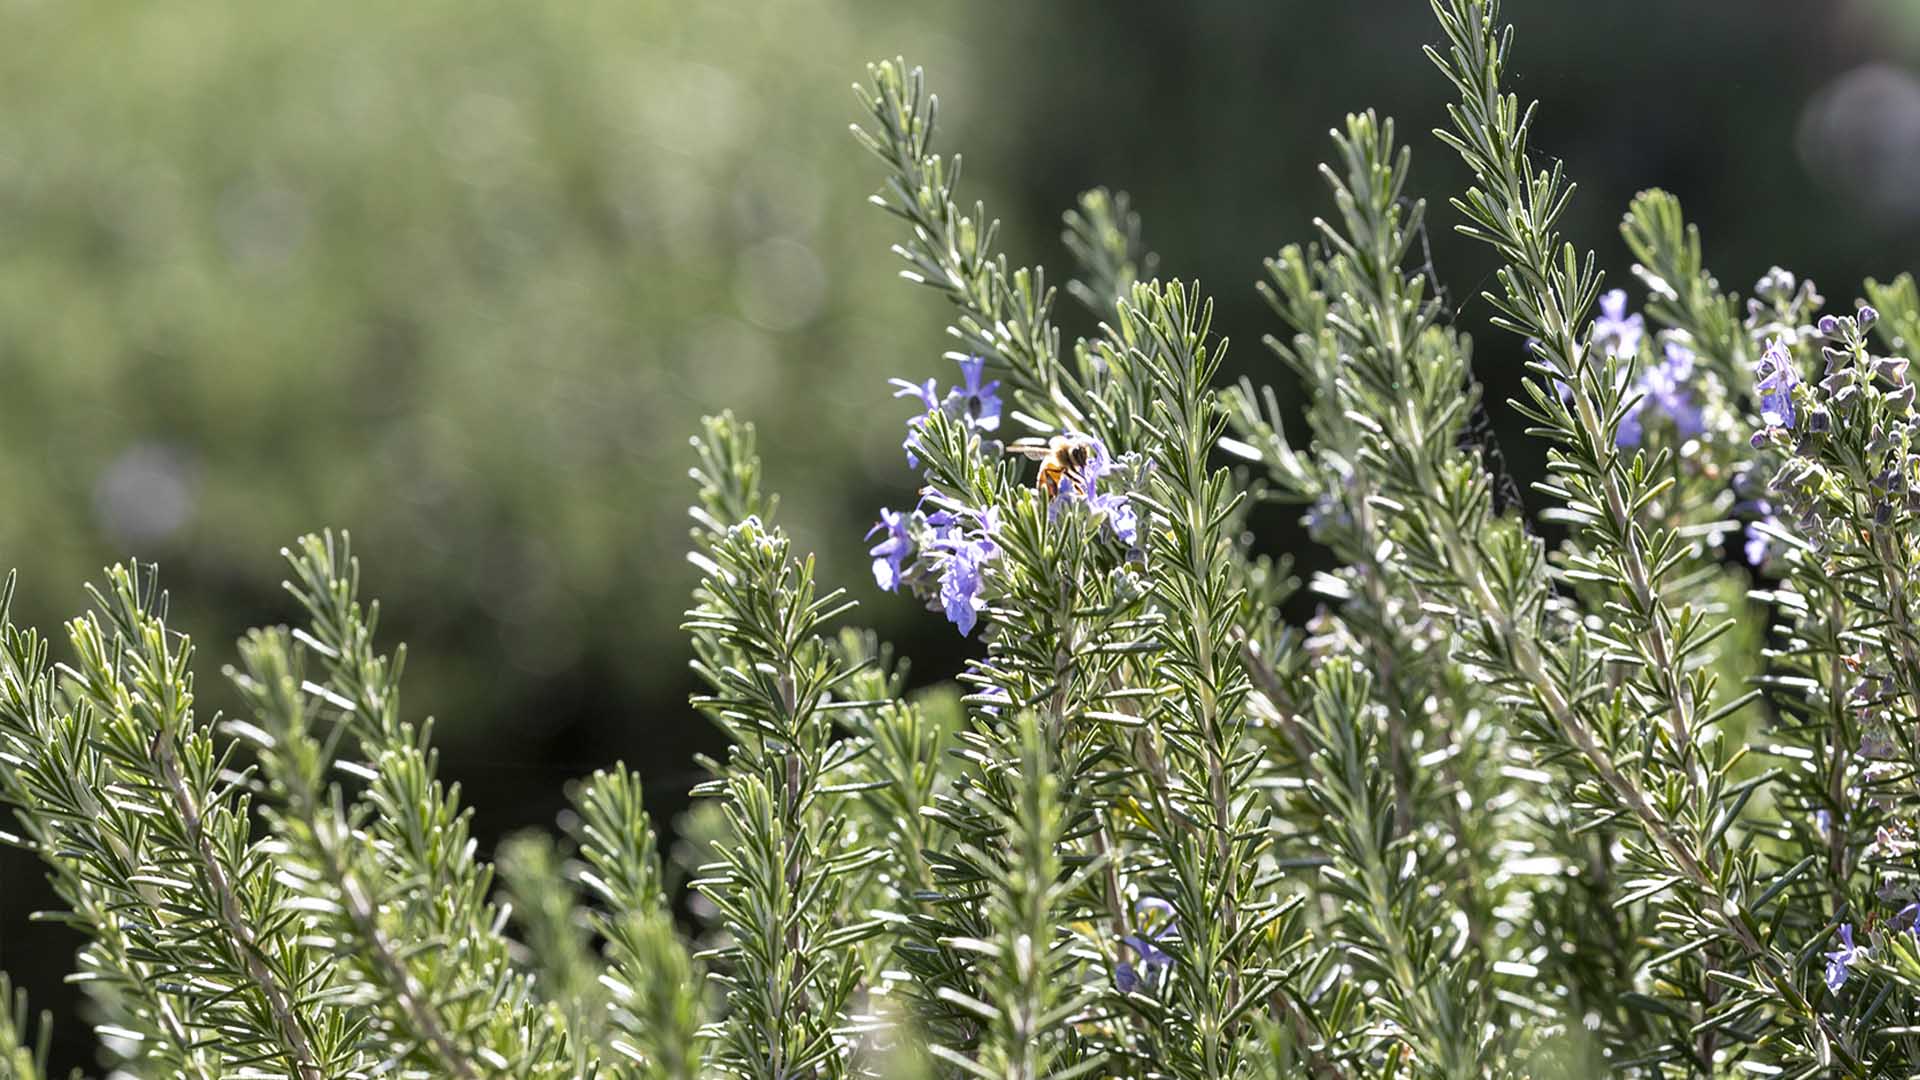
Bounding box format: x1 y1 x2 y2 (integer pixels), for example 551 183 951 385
2 0 1917 1069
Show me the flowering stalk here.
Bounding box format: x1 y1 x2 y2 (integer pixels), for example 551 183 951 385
1430 0 1714 791
1744 286 1920 1068
1428 0 1860 1069
853 58 1175 1072
11 9 1920 1079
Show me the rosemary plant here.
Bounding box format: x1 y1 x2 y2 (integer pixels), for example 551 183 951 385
1 3 1917 1077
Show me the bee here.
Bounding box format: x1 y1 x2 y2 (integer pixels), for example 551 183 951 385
1009 434 1098 498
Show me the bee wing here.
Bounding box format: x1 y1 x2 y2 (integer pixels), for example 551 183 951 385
1005 438 1054 460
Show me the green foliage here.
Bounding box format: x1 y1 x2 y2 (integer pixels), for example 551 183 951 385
1 5 1918 1079
573 765 706 1080
0 976 59 1080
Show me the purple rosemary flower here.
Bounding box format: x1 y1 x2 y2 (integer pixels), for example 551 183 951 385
865 508 914 592
925 507 958 541
890 357 1004 468
1860 305 1880 330
1044 433 1139 547
892 377 940 467
1117 896 1176 994
976 684 1010 715
1754 266 1797 302
975 504 1003 538
1860 729 1897 760
952 356 1002 433
891 377 940 411
1592 289 1645 359
931 507 1001 636
1740 499 1780 566
937 540 992 636
1754 336 1798 439
1090 491 1139 547
1303 486 1363 540
1743 524 1772 567
1824 923 1867 991
1618 341 1704 447
1900 901 1920 937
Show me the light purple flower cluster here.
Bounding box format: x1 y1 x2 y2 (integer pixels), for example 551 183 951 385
933 507 1000 636
866 503 1002 636
1824 923 1867 991
1747 302 1920 558
1617 341 1706 448
1742 339 1804 581
872 356 1143 638
1752 336 1799 445
1805 817 1920 994
892 356 1002 468
1740 499 1780 567
973 681 1010 716
1116 896 1176 994
871 355 1013 636
1592 289 1645 359
866 508 914 591
1558 291 1644 405
1044 434 1141 550
1745 267 1823 337
1810 305 1896 445
1738 332 1820 566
